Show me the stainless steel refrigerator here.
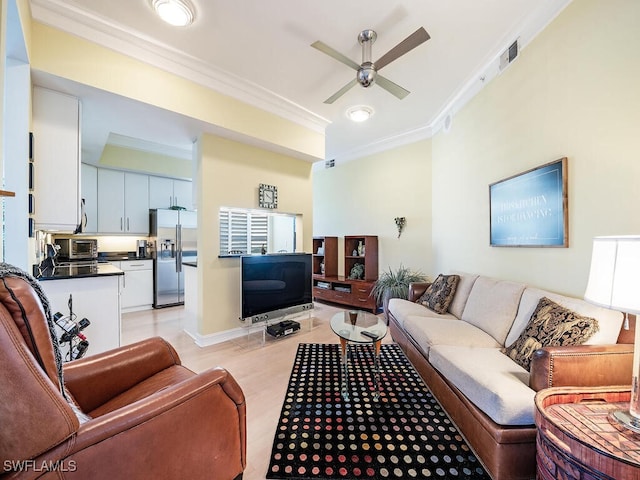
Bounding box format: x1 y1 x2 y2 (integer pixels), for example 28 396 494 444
150 209 197 308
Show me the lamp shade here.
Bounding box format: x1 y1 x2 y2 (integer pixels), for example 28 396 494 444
584 236 640 315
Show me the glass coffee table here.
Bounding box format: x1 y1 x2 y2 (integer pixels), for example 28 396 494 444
330 310 388 401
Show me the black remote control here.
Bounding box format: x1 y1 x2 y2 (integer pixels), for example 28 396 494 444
361 330 379 340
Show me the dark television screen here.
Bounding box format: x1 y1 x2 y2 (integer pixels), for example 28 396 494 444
241 253 313 321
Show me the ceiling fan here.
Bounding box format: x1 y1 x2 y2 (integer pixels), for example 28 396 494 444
311 27 430 104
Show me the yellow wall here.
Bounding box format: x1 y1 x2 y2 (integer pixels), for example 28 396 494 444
431 0 640 296
198 134 313 335
313 140 432 277
29 22 324 161
98 144 192 178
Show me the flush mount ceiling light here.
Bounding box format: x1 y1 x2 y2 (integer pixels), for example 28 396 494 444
346 105 374 123
151 0 195 27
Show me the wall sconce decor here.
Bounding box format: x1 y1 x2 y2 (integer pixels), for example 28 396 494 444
394 217 406 238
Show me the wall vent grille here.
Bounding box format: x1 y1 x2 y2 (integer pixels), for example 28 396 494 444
499 40 519 71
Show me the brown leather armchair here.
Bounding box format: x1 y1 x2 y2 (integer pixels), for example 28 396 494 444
0 273 246 480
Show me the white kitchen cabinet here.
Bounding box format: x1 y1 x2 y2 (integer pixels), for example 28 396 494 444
120 260 154 312
39 275 121 357
124 173 150 233
81 163 98 233
173 179 192 209
32 87 81 232
97 170 149 234
149 176 192 209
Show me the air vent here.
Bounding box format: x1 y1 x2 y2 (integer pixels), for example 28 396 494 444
325 159 335 169
499 40 519 71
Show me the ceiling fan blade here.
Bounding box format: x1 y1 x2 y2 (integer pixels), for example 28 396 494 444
375 75 410 100
311 41 361 71
374 27 430 71
323 79 358 104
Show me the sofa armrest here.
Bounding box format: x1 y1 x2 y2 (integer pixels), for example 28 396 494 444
408 282 431 302
64 337 181 410
529 343 634 392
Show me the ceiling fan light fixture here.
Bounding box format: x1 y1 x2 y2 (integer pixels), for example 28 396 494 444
151 0 195 27
346 105 374 123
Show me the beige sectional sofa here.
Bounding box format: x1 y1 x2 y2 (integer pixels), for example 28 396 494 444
388 273 634 480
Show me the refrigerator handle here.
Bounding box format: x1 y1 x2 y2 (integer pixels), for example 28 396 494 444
176 225 182 272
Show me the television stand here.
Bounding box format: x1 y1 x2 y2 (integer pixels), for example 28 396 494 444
242 311 313 346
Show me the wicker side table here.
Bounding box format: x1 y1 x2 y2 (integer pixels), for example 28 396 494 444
535 386 640 480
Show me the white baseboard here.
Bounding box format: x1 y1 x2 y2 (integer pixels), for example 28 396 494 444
183 326 248 347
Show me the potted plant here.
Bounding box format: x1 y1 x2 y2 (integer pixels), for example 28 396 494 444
370 264 428 319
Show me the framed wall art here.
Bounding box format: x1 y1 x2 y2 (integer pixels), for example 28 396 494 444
489 158 568 247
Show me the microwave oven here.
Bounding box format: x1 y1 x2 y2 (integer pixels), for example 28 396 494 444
54 238 98 260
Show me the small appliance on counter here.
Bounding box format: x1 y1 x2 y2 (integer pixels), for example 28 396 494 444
137 240 148 258
54 238 98 261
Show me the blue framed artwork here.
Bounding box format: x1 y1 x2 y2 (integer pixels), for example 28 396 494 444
489 158 568 247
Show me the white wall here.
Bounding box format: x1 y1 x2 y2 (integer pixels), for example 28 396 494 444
431 0 640 296
313 139 432 278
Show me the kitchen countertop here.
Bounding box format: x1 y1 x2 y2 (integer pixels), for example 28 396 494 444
35 262 124 281
98 252 153 262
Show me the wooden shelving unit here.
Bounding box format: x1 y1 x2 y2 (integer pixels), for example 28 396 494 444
312 236 338 278
312 235 379 313
344 235 378 281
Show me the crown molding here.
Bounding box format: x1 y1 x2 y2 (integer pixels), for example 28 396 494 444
327 123 433 166
30 0 330 134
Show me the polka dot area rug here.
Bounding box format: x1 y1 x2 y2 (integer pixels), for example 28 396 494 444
266 343 490 479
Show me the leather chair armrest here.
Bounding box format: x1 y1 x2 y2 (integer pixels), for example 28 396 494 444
40 367 247 480
529 343 634 392
408 282 431 302
64 337 181 411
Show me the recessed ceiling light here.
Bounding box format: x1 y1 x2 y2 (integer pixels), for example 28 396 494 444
151 0 195 27
346 105 374 123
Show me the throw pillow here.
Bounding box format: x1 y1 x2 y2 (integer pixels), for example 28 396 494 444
416 274 460 314
502 296 600 371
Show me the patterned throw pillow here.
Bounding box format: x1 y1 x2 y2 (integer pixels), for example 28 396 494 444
502 297 600 371
416 274 460 314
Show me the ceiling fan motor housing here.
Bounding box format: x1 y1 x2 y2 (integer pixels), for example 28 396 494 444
357 30 377 87
357 63 376 87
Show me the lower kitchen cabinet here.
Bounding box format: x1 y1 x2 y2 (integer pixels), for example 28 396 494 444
111 260 153 312
39 275 121 358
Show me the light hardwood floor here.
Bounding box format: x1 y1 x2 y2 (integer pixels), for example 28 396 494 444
121 302 390 480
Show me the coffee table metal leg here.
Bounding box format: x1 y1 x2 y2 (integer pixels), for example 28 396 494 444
339 338 349 401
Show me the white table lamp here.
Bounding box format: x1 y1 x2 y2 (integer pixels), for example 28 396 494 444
584 235 640 430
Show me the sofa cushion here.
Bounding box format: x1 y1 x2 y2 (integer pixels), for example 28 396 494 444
461 277 526 346
505 287 624 347
502 297 600 371
404 315 500 358
416 274 460 314
388 298 457 329
429 345 535 425
448 272 479 319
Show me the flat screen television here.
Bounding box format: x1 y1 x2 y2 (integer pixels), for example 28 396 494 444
241 253 313 323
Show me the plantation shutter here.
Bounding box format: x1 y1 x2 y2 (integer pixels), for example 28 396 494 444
220 209 250 255
249 213 268 254
219 209 268 255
